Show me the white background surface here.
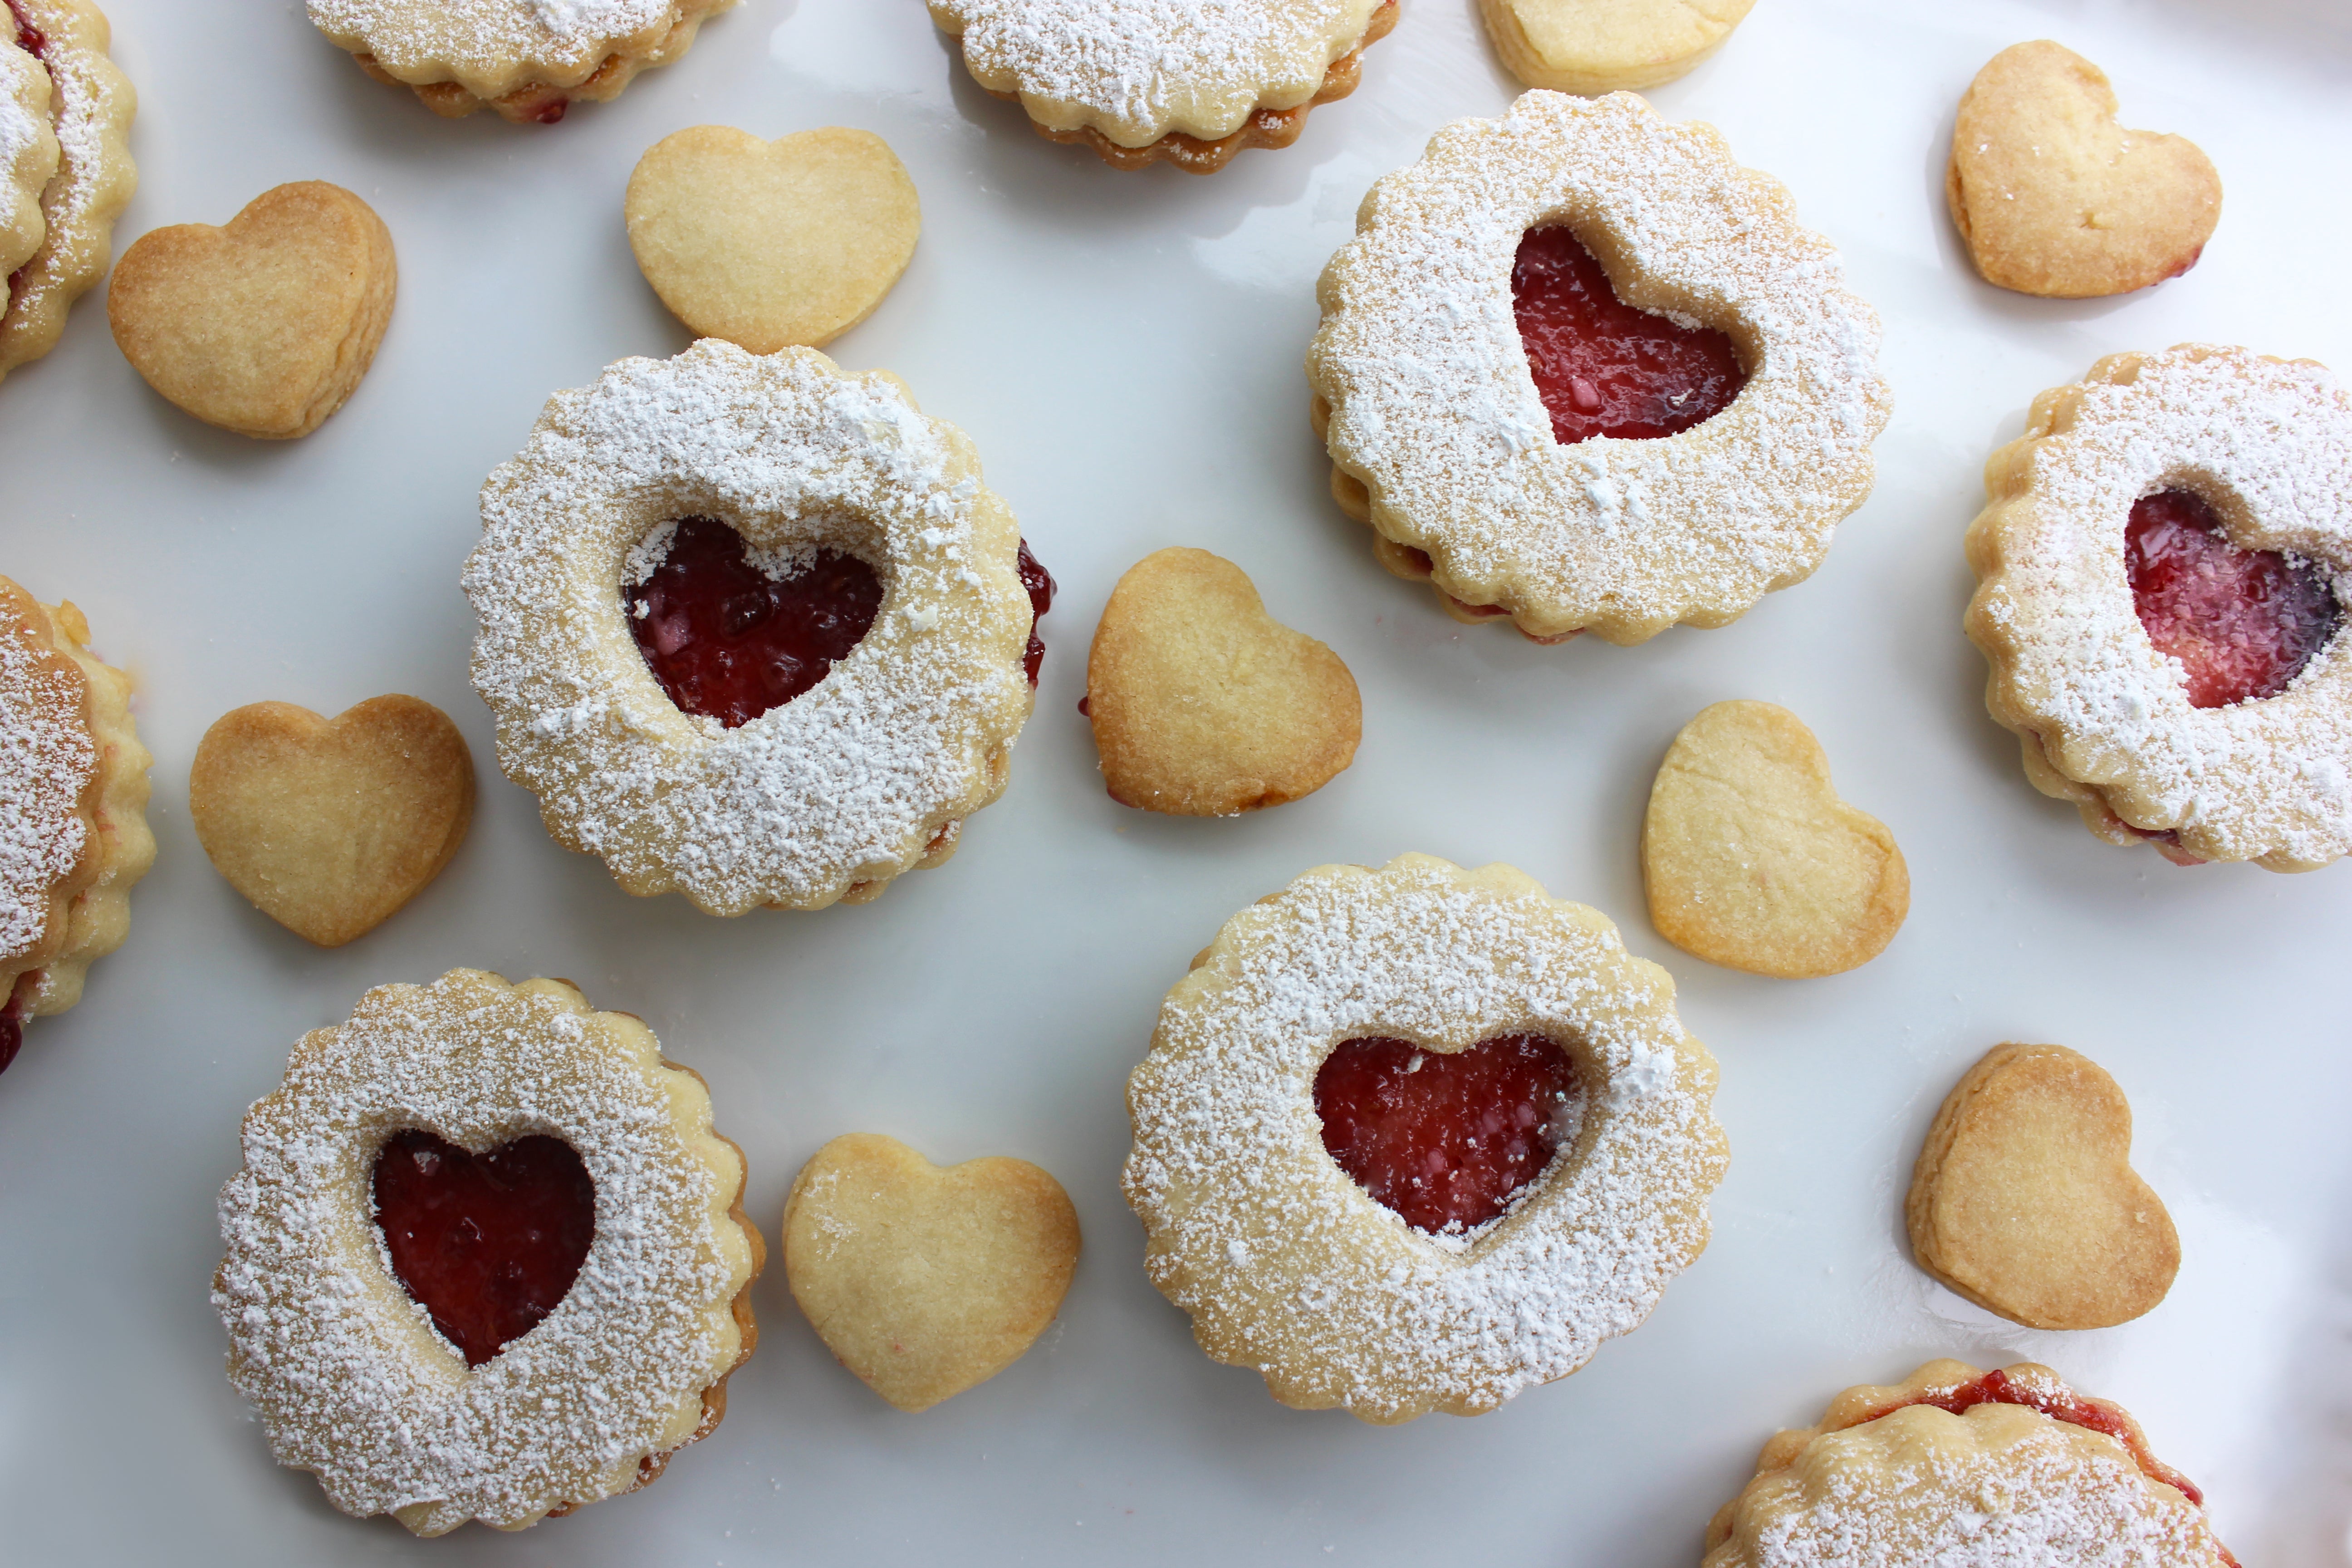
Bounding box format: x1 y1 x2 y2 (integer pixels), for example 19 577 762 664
1 0 2347 1563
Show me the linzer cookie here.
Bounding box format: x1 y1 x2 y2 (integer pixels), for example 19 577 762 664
1478 0 1755 95
305 0 737 124
1966 344 2352 869
213 970 764 1535
0 0 135 383
929 0 1397 174
0 24 57 284
1124 853 1726 1423
0 577 152 1075
1704 1360 2234 1567
1308 91 1891 645
465 340 1054 914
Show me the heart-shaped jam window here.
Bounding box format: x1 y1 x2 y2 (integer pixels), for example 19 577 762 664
372 1129 597 1367
1512 226 1748 446
2127 489 2339 708
1315 1034 1582 1235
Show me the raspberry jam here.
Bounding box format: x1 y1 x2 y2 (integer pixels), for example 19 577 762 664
626 516 883 728
1315 1034 1580 1235
2126 489 2339 708
372 1129 597 1367
1018 539 1054 686
0 971 33 1076
1511 226 1748 446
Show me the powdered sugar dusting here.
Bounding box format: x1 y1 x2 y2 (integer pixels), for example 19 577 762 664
932 0 1382 146
1969 345 2352 868
1124 855 1726 1423
0 591 92 965
466 341 1036 915
212 971 750 1536
305 0 725 90
1308 91 1891 644
0 0 136 361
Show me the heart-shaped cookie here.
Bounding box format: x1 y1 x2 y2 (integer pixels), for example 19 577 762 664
1642 700 1907 978
782 1134 1079 1413
1947 41 2221 299
1907 1043 2180 1330
625 125 920 354
1477 0 1756 95
1085 548 1362 816
189 695 474 948
107 181 397 439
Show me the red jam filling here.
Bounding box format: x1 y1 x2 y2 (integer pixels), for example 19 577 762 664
1314 1034 1580 1235
372 1129 596 1367
1017 539 1054 686
626 515 883 728
0 970 34 1076
2127 489 2338 708
1511 226 1748 446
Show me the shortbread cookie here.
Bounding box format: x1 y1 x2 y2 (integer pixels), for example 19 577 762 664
1642 701 1906 978
307 0 736 124
0 25 57 282
214 970 764 1535
1125 853 1726 1424
1477 0 1754 94
0 0 136 382
0 578 152 1074
1704 1360 2234 1567
1085 547 1360 816
1309 91 1890 645
189 696 474 948
1949 41 2220 299
783 1134 1080 1413
1966 344 2352 870
625 126 919 354
108 182 397 440
1907 1044 2177 1331
930 0 1397 175
466 340 1051 914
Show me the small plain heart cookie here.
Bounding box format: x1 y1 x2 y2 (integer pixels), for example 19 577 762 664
107 181 396 439
1947 41 2221 299
189 695 473 947
1085 548 1361 817
625 126 919 354
782 1134 1079 1413
1476 0 1755 94
1642 701 1907 978
1907 1044 2180 1330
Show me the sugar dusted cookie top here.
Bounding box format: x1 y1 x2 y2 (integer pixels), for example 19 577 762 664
0 582 97 973
929 0 1386 146
308 0 685 94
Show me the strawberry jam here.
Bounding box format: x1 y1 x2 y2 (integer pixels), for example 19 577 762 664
2126 489 2338 708
626 516 883 728
0 971 33 1076
1018 539 1054 686
372 1129 597 1367
1511 226 1747 446
1315 1034 1580 1235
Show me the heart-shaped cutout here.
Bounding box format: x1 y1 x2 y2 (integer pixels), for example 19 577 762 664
1513 225 1747 445
1085 547 1361 816
781 1134 1080 1413
372 1129 598 1368
625 125 920 354
1906 1043 2179 1330
1316 1034 1582 1236
625 515 884 728
1947 40 2222 298
1643 700 1908 978
189 695 474 948
107 181 397 439
2127 488 2338 709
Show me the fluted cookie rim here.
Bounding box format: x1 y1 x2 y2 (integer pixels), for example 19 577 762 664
1965 344 2352 871
1307 89 1891 645
211 969 763 1537
1122 853 1726 1425
0 25 57 279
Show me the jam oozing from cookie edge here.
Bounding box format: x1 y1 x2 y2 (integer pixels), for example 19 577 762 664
372 1129 597 1368
626 515 884 729
1017 539 1054 686
1315 1034 1581 1235
0 970 35 1075
2126 489 2339 708
1510 227 1748 446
